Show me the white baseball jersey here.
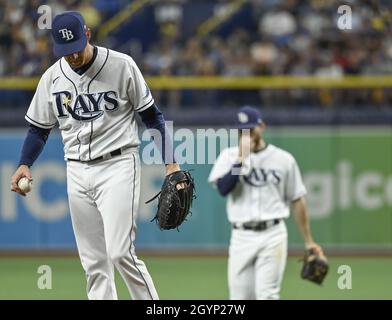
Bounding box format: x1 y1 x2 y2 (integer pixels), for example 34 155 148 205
25 46 154 161
208 144 306 223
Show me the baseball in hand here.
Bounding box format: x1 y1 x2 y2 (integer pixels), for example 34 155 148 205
18 177 32 193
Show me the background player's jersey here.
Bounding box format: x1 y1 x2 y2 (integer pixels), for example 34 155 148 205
25 46 154 161
208 144 306 223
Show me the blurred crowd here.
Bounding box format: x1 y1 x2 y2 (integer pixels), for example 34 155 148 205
140 0 392 78
0 0 102 76
0 0 392 109
139 0 392 108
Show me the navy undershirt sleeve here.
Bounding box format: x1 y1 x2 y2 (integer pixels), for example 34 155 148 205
138 103 175 164
18 124 51 167
216 163 242 196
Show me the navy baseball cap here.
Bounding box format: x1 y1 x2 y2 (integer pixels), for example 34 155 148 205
236 106 263 129
51 11 87 57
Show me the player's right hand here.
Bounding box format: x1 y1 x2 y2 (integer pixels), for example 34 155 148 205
10 165 33 197
238 132 255 162
305 242 324 257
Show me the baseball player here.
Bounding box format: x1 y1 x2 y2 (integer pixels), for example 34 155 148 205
10 11 180 300
208 106 324 300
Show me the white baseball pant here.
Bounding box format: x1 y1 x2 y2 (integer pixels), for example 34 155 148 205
228 220 288 300
66 148 158 300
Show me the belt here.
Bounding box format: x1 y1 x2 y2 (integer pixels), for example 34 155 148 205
232 219 281 231
67 148 122 163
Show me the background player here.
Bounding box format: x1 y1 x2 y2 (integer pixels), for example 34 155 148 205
10 11 180 300
208 106 324 300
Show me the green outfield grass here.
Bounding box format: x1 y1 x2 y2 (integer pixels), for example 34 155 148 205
0 256 390 300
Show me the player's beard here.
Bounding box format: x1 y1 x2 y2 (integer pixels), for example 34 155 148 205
249 128 261 149
252 134 261 149
69 59 83 68
65 45 91 68
65 55 83 68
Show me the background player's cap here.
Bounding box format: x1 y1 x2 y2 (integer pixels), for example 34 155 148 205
235 106 263 129
51 11 87 57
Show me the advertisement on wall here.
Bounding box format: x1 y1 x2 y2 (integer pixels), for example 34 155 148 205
0 127 391 249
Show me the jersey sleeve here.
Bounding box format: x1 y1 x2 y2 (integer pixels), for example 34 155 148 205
25 74 57 129
285 157 307 202
208 148 236 185
127 59 154 112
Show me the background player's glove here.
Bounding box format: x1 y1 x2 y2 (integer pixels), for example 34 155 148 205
300 248 329 285
146 170 195 230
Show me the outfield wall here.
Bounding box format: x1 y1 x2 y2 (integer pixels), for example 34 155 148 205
0 127 391 249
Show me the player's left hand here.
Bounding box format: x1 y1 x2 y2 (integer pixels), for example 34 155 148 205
165 163 185 190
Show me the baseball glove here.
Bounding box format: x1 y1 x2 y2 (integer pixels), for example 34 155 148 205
300 248 329 285
146 170 195 231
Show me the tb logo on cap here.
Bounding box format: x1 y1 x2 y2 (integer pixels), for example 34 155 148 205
59 29 74 41
238 112 249 123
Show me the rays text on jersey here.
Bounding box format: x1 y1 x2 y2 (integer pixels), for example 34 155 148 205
243 168 282 187
53 90 119 121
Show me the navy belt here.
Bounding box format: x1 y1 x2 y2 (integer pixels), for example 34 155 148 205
232 219 281 231
67 148 122 163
